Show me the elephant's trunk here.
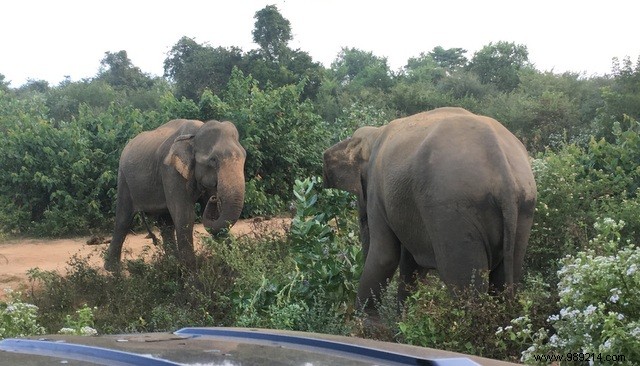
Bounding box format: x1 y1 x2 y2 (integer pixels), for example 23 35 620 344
201 166 245 235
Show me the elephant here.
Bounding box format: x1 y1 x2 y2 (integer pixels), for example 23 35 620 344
323 107 537 309
104 119 246 271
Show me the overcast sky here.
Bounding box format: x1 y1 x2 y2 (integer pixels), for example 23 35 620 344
2 0 638 88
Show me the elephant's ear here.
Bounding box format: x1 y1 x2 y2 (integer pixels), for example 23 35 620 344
164 134 195 180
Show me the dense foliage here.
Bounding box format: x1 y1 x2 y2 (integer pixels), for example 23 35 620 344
2 4 640 364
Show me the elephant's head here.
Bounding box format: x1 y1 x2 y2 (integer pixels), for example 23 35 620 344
323 126 380 195
166 120 246 234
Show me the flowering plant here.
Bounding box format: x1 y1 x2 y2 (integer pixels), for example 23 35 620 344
59 303 98 336
0 290 45 338
520 218 640 364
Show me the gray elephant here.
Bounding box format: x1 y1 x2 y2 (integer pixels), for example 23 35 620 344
323 107 536 308
105 119 246 271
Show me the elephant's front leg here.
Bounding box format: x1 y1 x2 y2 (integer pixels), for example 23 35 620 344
356 217 401 311
175 221 196 267
169 202 197 268
157 213 177 255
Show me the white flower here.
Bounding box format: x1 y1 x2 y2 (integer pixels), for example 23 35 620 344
560 307 580 319
584 305 597 316
630 327 640 337
80 326 97 336
521 345 537 362
609 288 620 303
512 316 526 324
610 293 620 303
59 328 75 334
601 338 613 351
548 314 559 322
627 264 637 276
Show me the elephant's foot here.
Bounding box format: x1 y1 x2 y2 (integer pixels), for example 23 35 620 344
357 313 397 340
104 258 121 273
179 249 197 269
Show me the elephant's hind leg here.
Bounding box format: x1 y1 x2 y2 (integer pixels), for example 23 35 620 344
398 247 434 305
105 179 135 271
430 212 490 292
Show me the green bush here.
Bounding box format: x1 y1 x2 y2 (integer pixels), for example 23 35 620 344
399 277 516 359
27 248 229 334
527 116 640 282
241 178 284 217
231 177 362 333
214 69 331 209
0 96 159 236
58 303 97 336
288 177 362 305
0 174 556 363
517 218 640 365
0 290 45 338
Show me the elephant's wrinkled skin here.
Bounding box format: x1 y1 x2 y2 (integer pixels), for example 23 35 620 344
323 107 537 307
105 119 246 271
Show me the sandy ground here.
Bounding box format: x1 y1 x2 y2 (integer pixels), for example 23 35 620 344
0 218 290 301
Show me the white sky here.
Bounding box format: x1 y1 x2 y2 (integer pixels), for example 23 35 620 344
1 0 638 88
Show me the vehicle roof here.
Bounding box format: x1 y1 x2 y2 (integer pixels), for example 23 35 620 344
0 327 519 366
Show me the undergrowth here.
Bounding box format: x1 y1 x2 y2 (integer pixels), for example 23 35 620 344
5 166 639 363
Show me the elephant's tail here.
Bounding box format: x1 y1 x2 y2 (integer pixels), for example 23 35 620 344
501 198 518 291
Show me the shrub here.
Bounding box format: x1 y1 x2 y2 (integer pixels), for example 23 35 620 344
519 218 640 365
27 248 229 334
231 177 362 334
0 99 157 236
527 116 640 283
241 178 284 218
58 304 98 336
288 177 362 305
398 276 521 359
215 69 331 209
0 290 45 338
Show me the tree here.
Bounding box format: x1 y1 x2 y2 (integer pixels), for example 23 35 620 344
404 53 446 84
45 80 119 122
98 50 153 90
243 6 325 100
0 73 10 92
468 41 530 92
429 46 468 72
164 37 244 100
252 5 292 62
331 47 394 91
591 56 640 141
16 79 50 95
315 48 394 122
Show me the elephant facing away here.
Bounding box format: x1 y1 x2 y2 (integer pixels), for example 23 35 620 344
105 119 246 271
323 107 537 308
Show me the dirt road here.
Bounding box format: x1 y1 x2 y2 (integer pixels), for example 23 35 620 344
0 218 290 300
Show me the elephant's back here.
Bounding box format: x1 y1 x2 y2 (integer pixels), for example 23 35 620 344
121 119 203 161
118 119 204 189
376 108 533 204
